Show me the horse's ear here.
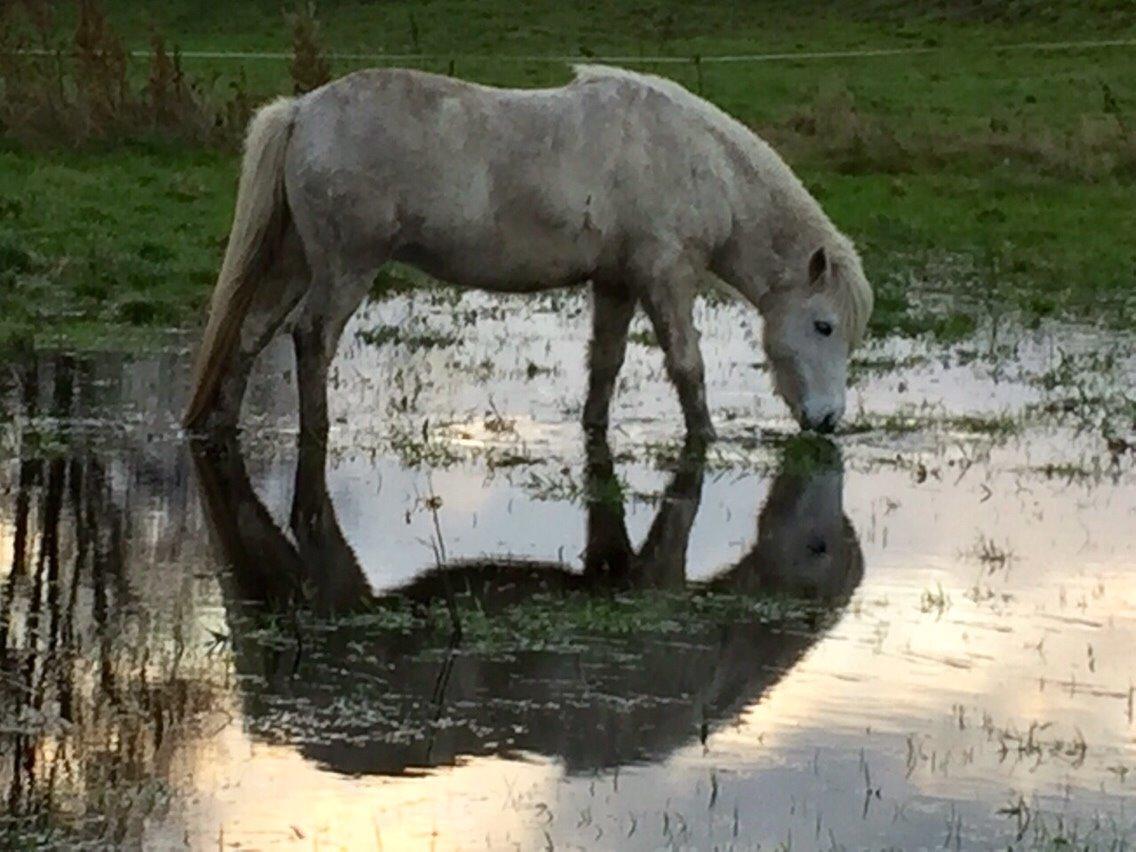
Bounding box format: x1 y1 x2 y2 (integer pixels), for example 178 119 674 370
807 246 828 287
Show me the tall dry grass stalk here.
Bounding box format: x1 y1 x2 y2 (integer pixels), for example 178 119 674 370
0 0 254 147
288 2 332 95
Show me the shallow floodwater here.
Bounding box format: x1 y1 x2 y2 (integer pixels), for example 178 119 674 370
2 289 1134 849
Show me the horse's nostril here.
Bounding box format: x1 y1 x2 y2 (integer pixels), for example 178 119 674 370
816 412 837 434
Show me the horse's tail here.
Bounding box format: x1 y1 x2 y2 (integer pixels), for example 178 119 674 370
183 96 298 429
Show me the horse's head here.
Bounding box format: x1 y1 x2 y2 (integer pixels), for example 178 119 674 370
759 244 872 433
710 437 863 602
752 448 863 601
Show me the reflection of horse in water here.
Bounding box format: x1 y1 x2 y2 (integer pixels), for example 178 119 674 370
193 438 863 776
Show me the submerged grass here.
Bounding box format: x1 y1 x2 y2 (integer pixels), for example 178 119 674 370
355 322 461 351
435 590 827 653
841 407 1022 440
240 586 833 657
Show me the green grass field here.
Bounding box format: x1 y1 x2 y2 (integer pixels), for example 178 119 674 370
1 0 1134 348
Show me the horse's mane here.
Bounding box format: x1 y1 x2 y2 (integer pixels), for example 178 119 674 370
572 64 873 347
573 63 763 154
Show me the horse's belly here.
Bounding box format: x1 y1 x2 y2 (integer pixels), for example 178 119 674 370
394 234 594 292
393 203 605 291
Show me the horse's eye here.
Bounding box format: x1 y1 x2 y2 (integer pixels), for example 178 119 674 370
814 320 833 337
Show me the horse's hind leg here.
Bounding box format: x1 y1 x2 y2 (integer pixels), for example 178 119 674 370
583 282 637 435
289 268 375 537
291 268 375 445
206 226 309 433
637 268 715 442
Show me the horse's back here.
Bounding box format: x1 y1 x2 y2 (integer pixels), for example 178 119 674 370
283 68 734 287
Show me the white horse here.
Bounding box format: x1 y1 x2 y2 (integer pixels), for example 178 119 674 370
183 65 873 440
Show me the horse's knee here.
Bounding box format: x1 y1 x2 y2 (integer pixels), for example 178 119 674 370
584 344 627 429
664 333 704 374
660 336 714 440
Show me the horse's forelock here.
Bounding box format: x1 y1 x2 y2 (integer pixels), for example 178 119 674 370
830 245 873 349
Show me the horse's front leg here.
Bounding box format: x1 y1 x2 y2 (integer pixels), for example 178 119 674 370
583 282 637 435
639 271 716 443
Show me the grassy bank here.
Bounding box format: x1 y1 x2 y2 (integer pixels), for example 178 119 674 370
1 1 1134 349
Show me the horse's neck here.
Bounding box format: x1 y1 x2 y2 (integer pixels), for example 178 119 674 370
713 182 836 307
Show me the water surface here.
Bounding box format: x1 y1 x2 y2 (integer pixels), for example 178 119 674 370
2 290 1134 848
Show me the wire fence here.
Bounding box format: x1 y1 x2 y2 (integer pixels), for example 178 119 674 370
11 36 1136 65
